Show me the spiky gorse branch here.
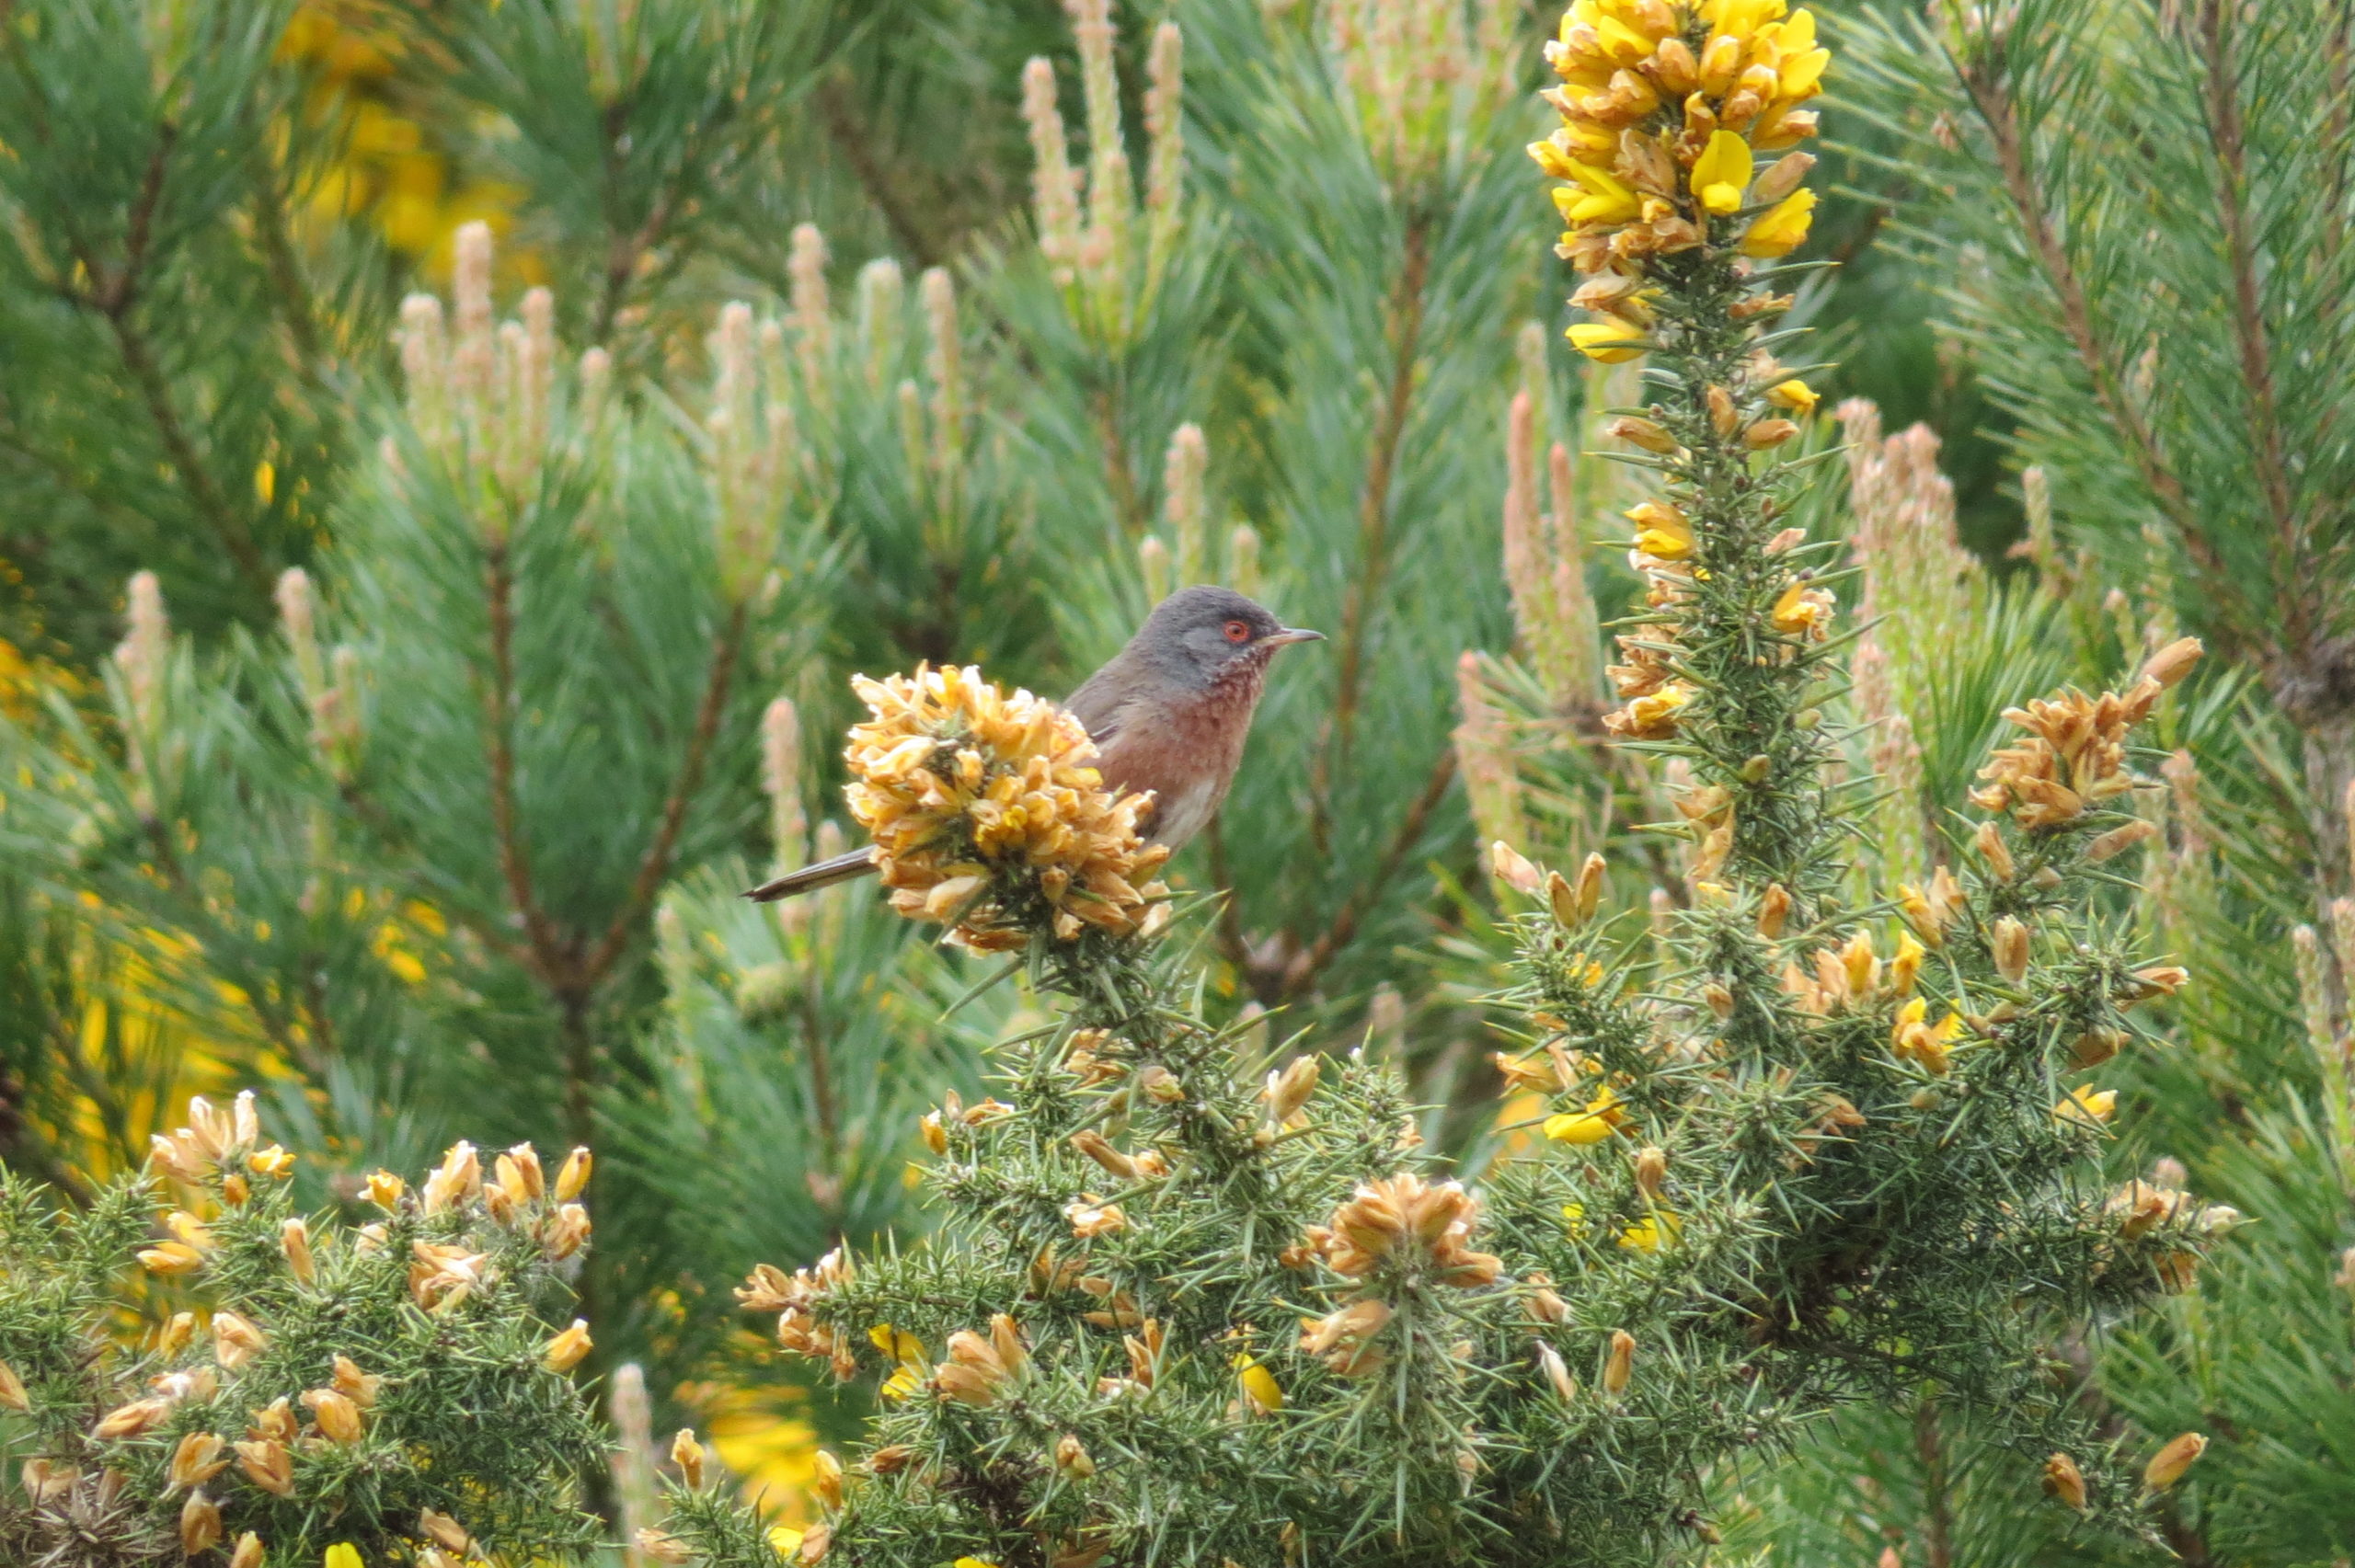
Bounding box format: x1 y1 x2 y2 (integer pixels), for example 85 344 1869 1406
625 12 2238 1566
0 1093 605 1567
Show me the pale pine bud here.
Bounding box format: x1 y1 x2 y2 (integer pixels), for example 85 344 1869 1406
921 269 964 479
672 1428 707 1490
180 1489 224 1556
1602 1329 1636 1396
1228 523 1263 601
1140 535 1174 604
1163 423 1209 586
1992 917 2031 984
788 224 834 392
1143 21 1187 283
1022 58 1084 283
2142 1431 2206 1492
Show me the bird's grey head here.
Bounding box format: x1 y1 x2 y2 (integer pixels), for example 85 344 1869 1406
1129 587 1323 687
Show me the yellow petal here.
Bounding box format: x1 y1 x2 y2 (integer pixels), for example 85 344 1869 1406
1689 130 1753 207
1740 189 1817 258
1568 321 1647 363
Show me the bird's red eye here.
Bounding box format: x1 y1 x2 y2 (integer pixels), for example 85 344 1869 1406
1223 620 1252 644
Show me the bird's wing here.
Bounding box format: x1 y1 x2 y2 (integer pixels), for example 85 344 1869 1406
1063 664 1133 747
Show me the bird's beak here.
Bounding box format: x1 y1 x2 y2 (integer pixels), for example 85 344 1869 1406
1258 627 1325 647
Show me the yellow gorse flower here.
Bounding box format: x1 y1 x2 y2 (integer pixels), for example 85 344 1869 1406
1534 0 1828 357
324 1546 363 1568
844 664 1174 951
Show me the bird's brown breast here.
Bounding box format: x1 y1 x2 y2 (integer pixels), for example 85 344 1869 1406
1094 662 1266 851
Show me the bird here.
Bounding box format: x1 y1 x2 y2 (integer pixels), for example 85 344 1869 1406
743 586 1323 902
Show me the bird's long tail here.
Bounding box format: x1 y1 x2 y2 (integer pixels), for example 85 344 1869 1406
742 846 879 902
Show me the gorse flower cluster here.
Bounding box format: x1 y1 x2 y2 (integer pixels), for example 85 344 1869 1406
1536 0 1827 347
0 1094 605 1567
844 665 1173 950
604 12 2238 1568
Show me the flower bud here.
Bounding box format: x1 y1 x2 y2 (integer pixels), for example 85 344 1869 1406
1605 416 1680 454
168 1431 230 1491
1706 384 1739 438
420 1509 474 1552
180 1489 224 1556
1054 1434 1096 1478
2142 1431 2206 1492
2086 818 2158 862
1266 1055 1321 1122
303 1388 363 1445
1633 1146 1668 1196
555 1145 593 1200
230 1532 265 1568
2041 1451 2087 1510
281 1219 315 1284
1744 418 1799 449
0 1360 27 1413
1537 1342 1577 1402
364 1171 406 1209
1753 151 1817 205
543 1319 593 1372
1991 917 2030 984
234 1436 294 1496
1973 820 2015 882
2140 636 2202 689
1489 840 1543 893
1602 1329 1636 1396
809 1447 846 1508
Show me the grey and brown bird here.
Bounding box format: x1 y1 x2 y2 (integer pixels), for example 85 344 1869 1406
744 586 1322 902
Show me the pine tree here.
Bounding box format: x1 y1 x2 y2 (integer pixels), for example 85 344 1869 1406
637 11 2233 1563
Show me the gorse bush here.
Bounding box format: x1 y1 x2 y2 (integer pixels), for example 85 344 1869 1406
606 6 2232 1564
0 1093 603 1567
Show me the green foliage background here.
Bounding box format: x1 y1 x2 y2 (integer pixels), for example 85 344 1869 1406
0 0 2348 1562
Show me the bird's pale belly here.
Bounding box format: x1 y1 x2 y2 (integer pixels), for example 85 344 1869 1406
1146 773 1223 852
